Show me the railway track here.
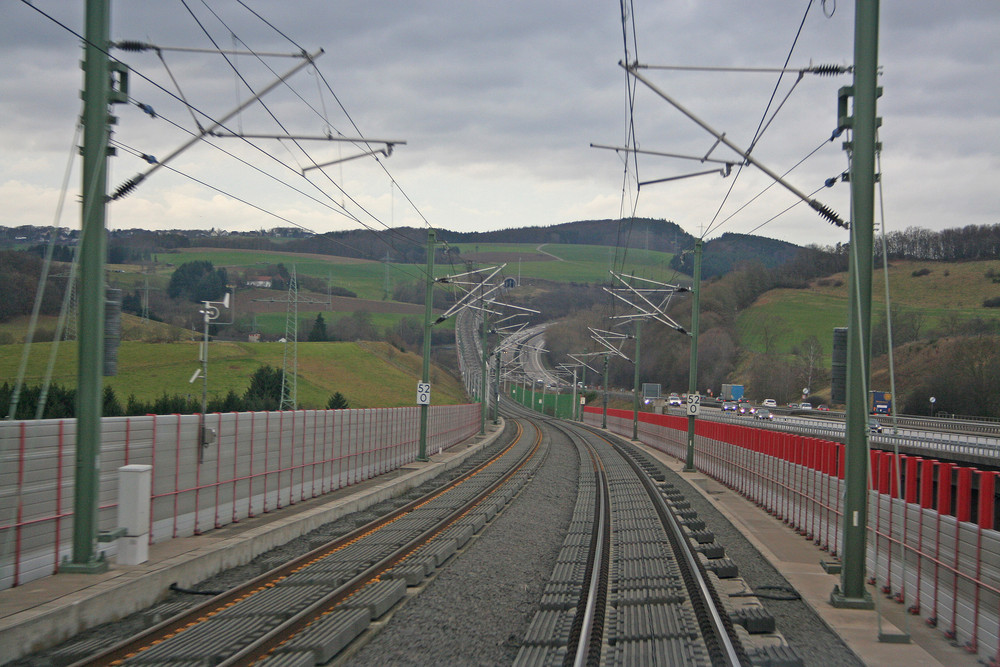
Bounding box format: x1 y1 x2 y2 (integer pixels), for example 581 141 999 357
53 401 802 666
512 407 748 666
69 419 544 667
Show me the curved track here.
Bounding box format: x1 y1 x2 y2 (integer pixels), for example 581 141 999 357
509 402 747 666
70 421 542 667
62 403 758 666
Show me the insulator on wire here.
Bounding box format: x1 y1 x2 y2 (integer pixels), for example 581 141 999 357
829 127 844 141
141 154 157 165
115 40 154 52
112 175 143 200
136 102 156 118
811 64 847 76
824 177 838 188
811 201 849 229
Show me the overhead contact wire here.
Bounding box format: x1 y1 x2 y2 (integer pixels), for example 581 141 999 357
217 3 435 261
703 0 815 239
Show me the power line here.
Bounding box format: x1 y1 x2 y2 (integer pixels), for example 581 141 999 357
704 0 817 237
20 0 435 282
197 2 438 261
111 138 426 283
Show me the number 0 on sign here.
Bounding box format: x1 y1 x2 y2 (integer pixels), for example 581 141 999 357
416 382 431 405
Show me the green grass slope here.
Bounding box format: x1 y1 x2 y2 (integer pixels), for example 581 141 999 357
0 339 468 410
737 258 1000 360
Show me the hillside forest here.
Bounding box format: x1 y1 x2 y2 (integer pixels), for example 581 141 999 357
2 219 1000 417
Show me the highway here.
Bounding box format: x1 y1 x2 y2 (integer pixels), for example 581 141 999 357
664 404 1000 469
504 324 1000 469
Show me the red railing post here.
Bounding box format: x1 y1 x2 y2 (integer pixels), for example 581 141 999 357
232 413 240 523
931 462 954 626
248 412 256 518
948 467 974 639
173 414 182 538
55 420 66 572
263 412 271 513
970 471 996 654
13 422 27 586
213 412 223 529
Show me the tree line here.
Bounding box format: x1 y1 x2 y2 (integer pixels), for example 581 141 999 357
1 365 350 420
878 223 1000 261
0 250 67 324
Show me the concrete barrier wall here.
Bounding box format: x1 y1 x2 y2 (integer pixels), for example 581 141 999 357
0 404 479 590
586 407 1000 660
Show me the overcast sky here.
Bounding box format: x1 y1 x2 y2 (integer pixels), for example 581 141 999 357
2 1 997 250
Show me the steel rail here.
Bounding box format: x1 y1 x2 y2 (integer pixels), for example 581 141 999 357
571 434 609 667
581 424 747 667
526 403 743 666
222 420 542 666
70 420 539 667
504 402 611 666
504 399 611 667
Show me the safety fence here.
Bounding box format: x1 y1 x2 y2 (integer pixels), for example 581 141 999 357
0 403 480 591
585 406 1000 661
509 385 578 420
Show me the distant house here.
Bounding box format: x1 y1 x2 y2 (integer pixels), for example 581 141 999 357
247 276 272 288
248 332 261 343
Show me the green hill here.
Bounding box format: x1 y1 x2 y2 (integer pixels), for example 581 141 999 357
0 339 467 410
733 258 1000 409
738 258 1000 359
671 232 802 280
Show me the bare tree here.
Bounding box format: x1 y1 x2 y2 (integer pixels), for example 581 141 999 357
792 335 824 392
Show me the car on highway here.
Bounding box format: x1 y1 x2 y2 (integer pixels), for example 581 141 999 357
668 393 682 406
722 401 737 412
787 403 799 409
762 398 777 408
799 402 813 410
817 404 830 411
737 404 754 416
869 419 883 434
755 408 774 421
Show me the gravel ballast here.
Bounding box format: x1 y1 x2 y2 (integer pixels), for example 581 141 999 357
348 425 580 666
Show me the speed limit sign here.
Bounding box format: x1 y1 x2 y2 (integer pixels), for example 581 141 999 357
416 382 431 405
686 393 701 416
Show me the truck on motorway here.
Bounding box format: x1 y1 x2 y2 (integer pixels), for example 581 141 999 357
721 384 745 401
870 390 892 414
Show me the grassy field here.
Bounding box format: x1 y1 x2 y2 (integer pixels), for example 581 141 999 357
737 258 1000 359
737 291 847 357
251 310 454 337
0 339 468 409
0 313 199 344
107 243 682 308
165 249 397 300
